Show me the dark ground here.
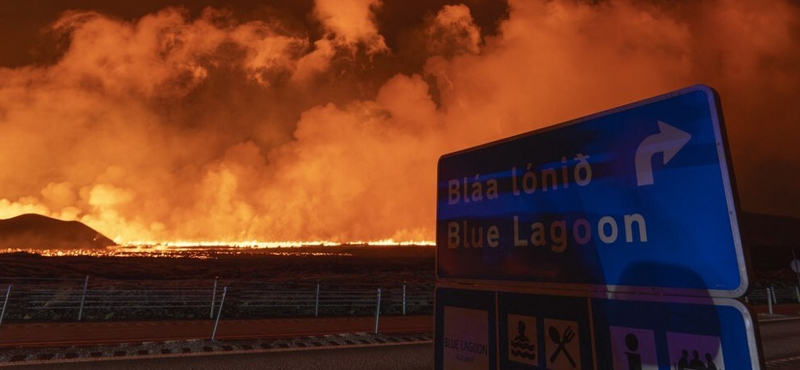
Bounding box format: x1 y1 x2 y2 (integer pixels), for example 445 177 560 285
0 246 435 287
8 343 434 370
1 243 797 287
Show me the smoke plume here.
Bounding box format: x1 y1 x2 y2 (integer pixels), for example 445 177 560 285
0 0 798 242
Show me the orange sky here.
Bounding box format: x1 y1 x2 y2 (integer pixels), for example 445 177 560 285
0 0 798 243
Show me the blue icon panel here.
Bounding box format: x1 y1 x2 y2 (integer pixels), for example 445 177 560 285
435 286 760 370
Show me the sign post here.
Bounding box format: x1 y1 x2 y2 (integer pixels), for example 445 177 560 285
791 250 800 289
434 85 762 369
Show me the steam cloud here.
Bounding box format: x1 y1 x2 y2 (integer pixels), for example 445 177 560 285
0 0 798 243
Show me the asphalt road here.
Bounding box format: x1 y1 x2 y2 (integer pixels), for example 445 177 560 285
0 316 432 347
13 343 434 370
760 317 800 362
4 315 800 369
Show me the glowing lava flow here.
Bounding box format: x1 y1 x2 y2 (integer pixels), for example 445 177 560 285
1 240 434 258
120 239 435 248
108 239 434 258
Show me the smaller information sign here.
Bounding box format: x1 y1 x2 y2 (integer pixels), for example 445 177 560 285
435 288 497 370
443 306 491 370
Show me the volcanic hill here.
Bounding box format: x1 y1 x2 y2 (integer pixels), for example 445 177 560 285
0 214 115 250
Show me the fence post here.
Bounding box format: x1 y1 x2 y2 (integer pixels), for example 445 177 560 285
796 286 800 303
0 285 11 335
772 286 778 304
768 287 774 314
210 276 218 319
374 288 382 334
77 275 89 321
402 283 407 316
315 281 320 317
211 287 227 341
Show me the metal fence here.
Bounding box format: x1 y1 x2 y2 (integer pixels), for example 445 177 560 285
0 276 434 328
2 276 797 338
744 285 800 314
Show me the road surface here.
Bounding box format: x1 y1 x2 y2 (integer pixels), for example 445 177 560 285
7 343 434 370
5 315 800 368
760 317 800 366
0 316 432 347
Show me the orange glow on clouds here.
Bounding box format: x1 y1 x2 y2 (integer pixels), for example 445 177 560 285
0 0 799 244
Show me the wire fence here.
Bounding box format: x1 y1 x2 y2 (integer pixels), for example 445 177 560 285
0 276 795 332
744 285 800 314
0 276 434 325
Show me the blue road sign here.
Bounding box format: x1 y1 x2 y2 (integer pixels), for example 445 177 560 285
435 285 762 370
436 85 748 297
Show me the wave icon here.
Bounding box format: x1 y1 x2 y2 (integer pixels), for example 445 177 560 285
511 340 535 351
510 337 536 360
511 349 536 360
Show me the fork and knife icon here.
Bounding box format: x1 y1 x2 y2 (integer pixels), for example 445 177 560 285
549 325 577 368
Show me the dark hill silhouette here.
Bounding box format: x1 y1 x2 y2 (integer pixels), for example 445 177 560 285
0 214 115 250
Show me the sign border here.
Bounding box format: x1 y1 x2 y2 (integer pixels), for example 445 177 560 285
435 84 752 298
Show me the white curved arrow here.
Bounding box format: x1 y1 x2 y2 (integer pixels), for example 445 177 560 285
635 121 692 186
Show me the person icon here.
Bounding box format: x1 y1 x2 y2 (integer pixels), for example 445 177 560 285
516 321 528 342
677 349 689 370
705 352 718 370
689 350 705 369
623 333 642 370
